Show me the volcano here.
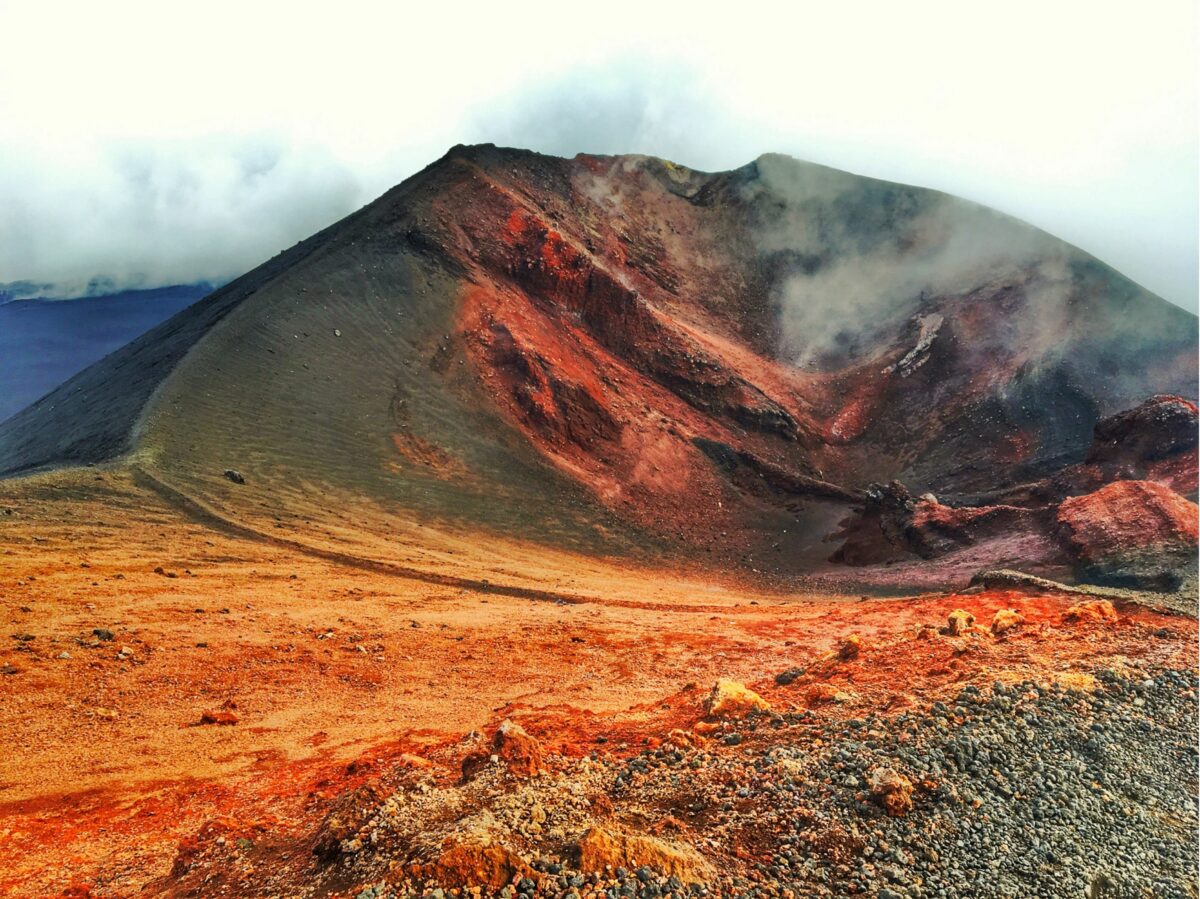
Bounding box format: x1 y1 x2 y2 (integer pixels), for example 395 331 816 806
1 144 1194 586
1 147 1197 899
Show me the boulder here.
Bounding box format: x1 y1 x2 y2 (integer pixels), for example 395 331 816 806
462 719 543 780
990 609 1024 636
1056 480 1198 588
944 609 975 636
493 720 543 776
868 766 914 817
577 825 714 883
432 833 530 890
705 679 770 718
1063 598 1119 624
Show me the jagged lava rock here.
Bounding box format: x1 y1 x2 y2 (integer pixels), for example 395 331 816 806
868 766 915 817
462 719 544 780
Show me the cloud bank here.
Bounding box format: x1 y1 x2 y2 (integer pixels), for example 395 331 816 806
0 137 361 296
0 0 1194 309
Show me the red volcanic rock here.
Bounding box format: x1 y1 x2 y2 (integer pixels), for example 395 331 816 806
908 498 1037 557
198 709 239 726
1064 599 1119 624
430 834 531 890
492 720 543 776
831 482 1038 564
1057 480 1198 587
461 719 544 780
1057 481 1197 561
868 766 914 817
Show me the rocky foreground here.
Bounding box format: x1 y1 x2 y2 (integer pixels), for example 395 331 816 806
2 469 1194 899
158 602 1198 899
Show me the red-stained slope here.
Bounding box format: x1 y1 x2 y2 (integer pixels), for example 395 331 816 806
0 145 1195 582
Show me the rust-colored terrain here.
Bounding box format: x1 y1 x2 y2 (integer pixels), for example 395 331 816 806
0 146 1196 898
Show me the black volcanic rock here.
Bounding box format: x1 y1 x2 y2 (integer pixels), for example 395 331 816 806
1087 394 1198 465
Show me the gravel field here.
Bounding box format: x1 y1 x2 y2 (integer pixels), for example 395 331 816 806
181 667 1197 899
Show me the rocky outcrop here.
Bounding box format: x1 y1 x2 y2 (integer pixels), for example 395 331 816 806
995 395 1198 506
577 825 714 883
1056 480 1198 588
831 395 1198 586
830 481 1038 564
462 720 544 781
430 832 530 890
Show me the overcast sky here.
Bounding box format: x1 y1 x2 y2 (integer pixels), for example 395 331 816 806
0 0 1195 310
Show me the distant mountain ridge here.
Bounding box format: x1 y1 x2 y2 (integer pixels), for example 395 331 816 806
0 282 214 421
0 277 222 304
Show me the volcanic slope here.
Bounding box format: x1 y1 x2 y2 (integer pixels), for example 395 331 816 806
0 145 1194 580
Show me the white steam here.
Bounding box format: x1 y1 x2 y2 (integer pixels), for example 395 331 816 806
748 155 1074 368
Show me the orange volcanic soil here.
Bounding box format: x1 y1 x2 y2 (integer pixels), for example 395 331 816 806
1 469 1194 898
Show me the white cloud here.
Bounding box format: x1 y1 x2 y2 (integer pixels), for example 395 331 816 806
0 0 1194 308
